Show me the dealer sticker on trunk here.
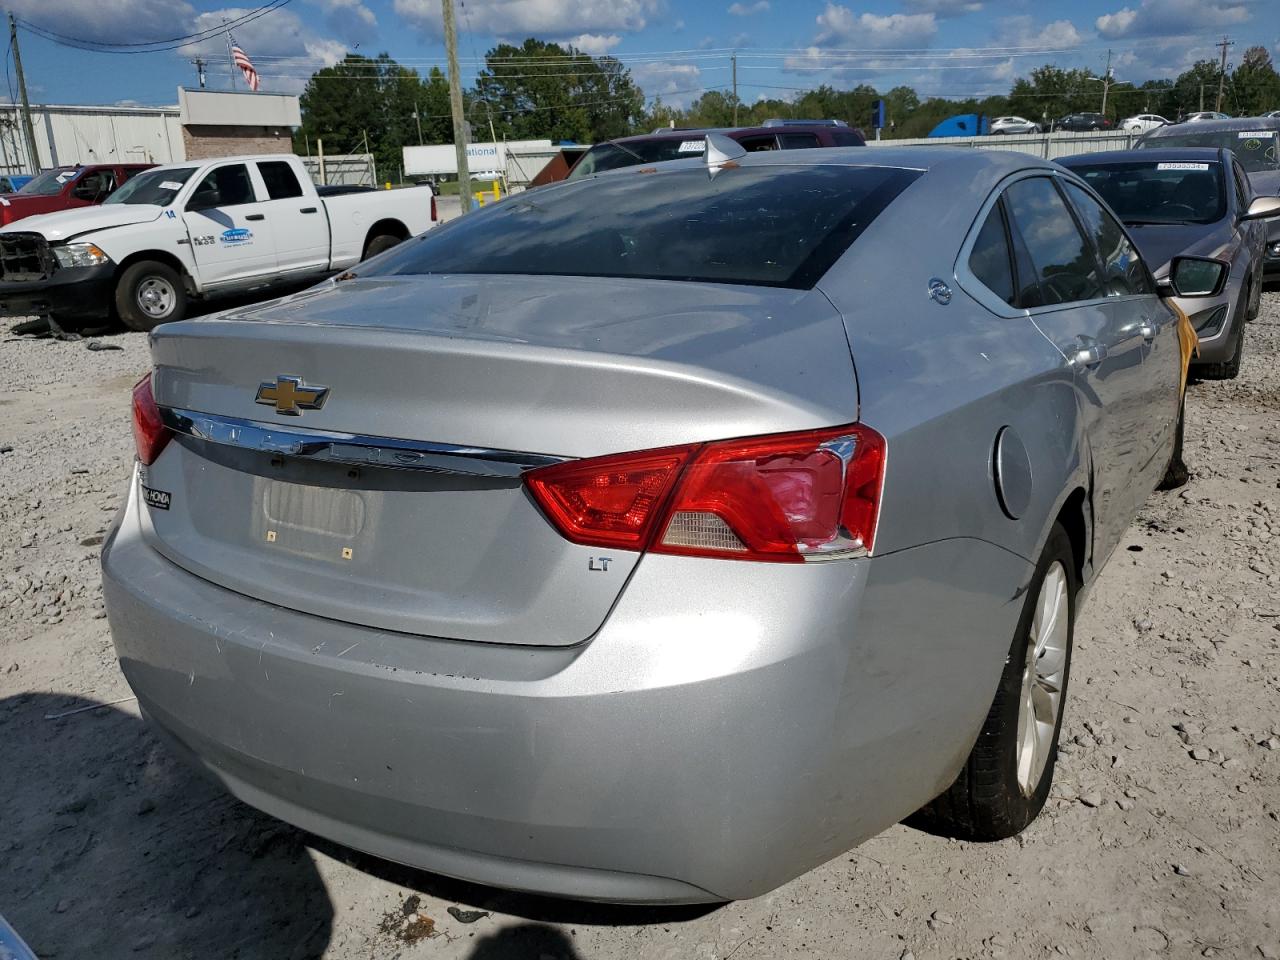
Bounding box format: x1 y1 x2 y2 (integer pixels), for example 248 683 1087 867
1157 162 1210 170
141 486 171 510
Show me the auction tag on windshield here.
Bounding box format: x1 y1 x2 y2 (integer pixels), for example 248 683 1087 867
1157 162 1210 170
159 181 183 190
677 140 705 152
1238 131 1271 138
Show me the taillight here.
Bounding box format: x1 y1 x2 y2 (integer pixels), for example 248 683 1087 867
430 194 438 221
131 373 171 465
525 424 886 562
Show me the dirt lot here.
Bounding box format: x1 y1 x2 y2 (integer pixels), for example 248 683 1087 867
2 292 1279 960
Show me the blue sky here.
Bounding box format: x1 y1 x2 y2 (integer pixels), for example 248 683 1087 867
5 0 1278 109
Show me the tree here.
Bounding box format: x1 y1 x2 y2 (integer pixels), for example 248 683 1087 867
474 38 644 143
1171 60 1228 117
1233 46 1280 115
1008 65 1094 125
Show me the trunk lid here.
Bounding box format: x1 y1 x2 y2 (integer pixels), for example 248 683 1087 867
143 274 860 645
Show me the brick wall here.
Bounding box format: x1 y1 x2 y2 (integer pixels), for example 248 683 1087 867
181 125 292 160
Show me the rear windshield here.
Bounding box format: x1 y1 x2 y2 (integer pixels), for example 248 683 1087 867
1141 129 1279 173
568 138 707 178
17 169 77 196
363 164 921 289
104 167 196 206
1068 161 1226 224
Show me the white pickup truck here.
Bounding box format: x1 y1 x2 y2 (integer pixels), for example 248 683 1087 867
0 153 437 332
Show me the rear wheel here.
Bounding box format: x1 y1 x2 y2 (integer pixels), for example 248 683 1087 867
1246 276 1261 322
911 524 1075 840
115 261 186 332
1199 309 1245 380
363 234 402 260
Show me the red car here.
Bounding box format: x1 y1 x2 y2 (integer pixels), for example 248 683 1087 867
0 163 152 226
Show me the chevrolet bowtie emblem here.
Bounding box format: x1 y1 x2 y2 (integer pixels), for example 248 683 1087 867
255 376 329 416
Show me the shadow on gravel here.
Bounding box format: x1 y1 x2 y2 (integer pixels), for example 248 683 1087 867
465 923 585 959
0 693 333 959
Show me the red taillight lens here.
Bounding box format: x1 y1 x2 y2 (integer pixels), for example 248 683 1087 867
525 424 886 562
525 446 693 549
131 373 171 465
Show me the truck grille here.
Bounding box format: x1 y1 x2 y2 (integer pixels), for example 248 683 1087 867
0 233 53 282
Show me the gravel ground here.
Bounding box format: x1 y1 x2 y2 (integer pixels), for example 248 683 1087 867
2 292 1279 960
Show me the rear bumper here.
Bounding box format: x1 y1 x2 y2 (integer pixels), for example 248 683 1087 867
0 264 114 323
102 467 1031 902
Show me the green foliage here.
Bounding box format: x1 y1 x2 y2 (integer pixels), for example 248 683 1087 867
1232 46 1280 115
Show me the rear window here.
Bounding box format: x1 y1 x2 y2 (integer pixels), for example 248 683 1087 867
257 161 304 199
1068 161 1225 224
568 139 705 179
364 164 920 289
1141 129 1279 173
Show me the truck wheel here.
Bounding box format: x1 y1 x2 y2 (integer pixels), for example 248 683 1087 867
911 523 1076 840
116 261 186 332
363 234 402 260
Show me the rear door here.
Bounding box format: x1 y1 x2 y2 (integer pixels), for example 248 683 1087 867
182 161 276 286
1002 174 1150 561
1061 178 1177 492
255 159 330 275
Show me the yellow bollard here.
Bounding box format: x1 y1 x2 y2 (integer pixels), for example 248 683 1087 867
474 192 485 207
492 181 499 200
385 181 391 190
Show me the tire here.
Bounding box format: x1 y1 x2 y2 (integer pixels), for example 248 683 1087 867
1158 393 1189 490
115 260 186 332
1245 276 1261 322
911 523 1076 841
363 234 402 260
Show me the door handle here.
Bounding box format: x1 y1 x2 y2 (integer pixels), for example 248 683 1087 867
1071 339 1109 368
245 213 266 221
1139 321 1156 342
300 206 318 214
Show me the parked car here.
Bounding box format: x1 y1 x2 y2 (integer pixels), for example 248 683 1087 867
1137 117 1280 276
0 154 437 332
990 116 1040 135
1056 112 1112 131
1122 114 1169 132
1182 111 1231 122
566 121 864 179
103 141 1219 903
0 173 33 193
0 163 151 226
1059 148 1280 379
1264 110 1280 119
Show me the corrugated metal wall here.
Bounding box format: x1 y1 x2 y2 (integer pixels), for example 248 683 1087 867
0 104 184 174
866 130 1140 159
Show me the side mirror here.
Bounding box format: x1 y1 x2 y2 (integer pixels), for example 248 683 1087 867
1241 195 1280 221
1159 256 1228 299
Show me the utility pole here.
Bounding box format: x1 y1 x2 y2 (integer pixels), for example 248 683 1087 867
441 0 472 212
1199 83 1205 111
413 101 423 144
8 14 39 174
731 53 738 125
191 57 208 89
1214 36 1233 113
1099 49 1113 116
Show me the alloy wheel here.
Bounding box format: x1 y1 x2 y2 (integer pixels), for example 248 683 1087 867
1015 561 1069 795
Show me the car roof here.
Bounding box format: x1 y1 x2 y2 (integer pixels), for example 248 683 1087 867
605 124 856 145
1058 147 1223 165
1147 117 1280 134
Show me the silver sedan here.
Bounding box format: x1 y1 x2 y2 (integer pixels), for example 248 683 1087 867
103 141 1206 903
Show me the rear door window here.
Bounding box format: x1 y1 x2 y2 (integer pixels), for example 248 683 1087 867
778 133 821 149
968 202 1016 305
737 135 780 152
1061 181 1154 296
1003 176 1105 306
257 161 304 199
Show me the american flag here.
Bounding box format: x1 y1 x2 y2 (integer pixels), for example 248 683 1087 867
231 41 260 92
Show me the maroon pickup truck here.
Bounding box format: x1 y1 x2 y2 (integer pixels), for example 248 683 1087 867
0 163 152 226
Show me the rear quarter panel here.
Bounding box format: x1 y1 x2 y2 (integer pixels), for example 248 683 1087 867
322 187 436 269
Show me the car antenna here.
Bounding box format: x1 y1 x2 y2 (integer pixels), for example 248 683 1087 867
705 132 746 179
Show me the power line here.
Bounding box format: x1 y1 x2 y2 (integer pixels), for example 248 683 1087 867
16 1 291 54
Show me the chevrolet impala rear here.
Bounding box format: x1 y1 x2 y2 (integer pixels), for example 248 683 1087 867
103 144 1145 902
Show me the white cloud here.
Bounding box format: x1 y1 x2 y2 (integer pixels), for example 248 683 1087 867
728 1 769 15
813 5 938 48
631 61 703 107
394 0 663 39
900 0 982 16
306 0 377 44
997 15 1082 49
558 33 622 55
1094 0 1251 39
7 0 196 44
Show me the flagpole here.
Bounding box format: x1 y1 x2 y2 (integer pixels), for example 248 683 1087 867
224 21 236 90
